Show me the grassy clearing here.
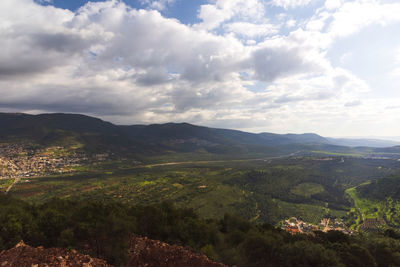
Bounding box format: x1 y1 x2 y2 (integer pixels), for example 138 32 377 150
291 182 325 198
346 185 382 219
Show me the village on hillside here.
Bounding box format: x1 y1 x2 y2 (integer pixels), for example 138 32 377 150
282 217 352 235
0 143 90 179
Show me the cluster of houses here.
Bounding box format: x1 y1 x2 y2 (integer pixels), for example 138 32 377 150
0 144 88 179
282 217 352 235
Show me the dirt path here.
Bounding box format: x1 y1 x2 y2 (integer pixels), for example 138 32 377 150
323 218 331 232
145 151 302 168
5 177 20 194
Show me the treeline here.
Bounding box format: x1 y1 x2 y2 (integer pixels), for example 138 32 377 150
358 175 400 201
357 175 400 227
227 158 395 208
1 196 400 266
225 167 350 223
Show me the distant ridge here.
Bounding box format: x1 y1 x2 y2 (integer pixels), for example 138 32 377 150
326 137 400 148
0 112 398 158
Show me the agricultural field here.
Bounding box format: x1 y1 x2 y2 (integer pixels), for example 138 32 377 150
6 156 400 226
345 186 383 229
346 175 400 228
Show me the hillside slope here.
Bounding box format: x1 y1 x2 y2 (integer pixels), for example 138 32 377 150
1 112 397 158
0 113 324 157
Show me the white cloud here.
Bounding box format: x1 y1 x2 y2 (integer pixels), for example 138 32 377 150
224 22 278 37
0 0 76 77
339 52 352 64
395 47 400 63
271 0 312 9
344 100 362 107
0 0 251 118
195 0 266 31
285 19 297 28
35 0 53 4
327 0 400 38
1 0 399 136
140 0 175 10
248 44 324 82
391 68 400 77
324 0 342 10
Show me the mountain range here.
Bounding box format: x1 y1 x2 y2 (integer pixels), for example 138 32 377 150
0 112 399 158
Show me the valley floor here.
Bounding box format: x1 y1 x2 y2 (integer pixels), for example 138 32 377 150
4 154 400 228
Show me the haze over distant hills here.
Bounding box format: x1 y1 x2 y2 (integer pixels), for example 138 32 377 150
0 113 399 158
326 137 400 148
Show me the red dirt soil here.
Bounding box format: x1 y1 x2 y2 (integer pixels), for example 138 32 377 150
0 237 228 267
0 241 110 267
129 236 227 267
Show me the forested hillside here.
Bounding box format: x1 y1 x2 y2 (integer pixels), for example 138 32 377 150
2 112 396 160
1 196 400 267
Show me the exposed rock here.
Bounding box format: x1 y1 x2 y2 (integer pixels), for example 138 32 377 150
129 236 227 267
0 237 228 267
0 241 111 267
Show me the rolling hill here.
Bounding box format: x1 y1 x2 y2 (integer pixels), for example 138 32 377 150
0 112 398 159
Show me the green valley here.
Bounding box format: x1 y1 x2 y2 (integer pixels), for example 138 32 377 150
1 113 400 230
2 113 400 266
5 155 400 227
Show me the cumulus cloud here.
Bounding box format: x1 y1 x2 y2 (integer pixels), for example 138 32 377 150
0 0 76 77
35 0 52 3
391 48 400 77
391 68 400 77
249 44 323 81
195 0 266 31
324 0 342 10
224 22 278 38
327 0 400 37
344 100 362 107
0 0 251 118
285 19 297 28
140 0 175 10
1 0 400 136
271 0 312 9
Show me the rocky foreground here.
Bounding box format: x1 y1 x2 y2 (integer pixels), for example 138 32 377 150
0 237 227 267
129 236 227 267
0 241 110 267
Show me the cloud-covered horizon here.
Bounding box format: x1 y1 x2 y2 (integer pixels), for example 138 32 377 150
1 0 399 136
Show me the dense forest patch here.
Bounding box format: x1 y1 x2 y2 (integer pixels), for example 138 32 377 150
2 196 400 266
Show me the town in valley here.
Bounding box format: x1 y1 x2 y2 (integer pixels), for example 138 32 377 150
0 143 109 180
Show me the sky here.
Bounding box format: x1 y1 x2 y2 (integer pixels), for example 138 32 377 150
1 0 400 136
